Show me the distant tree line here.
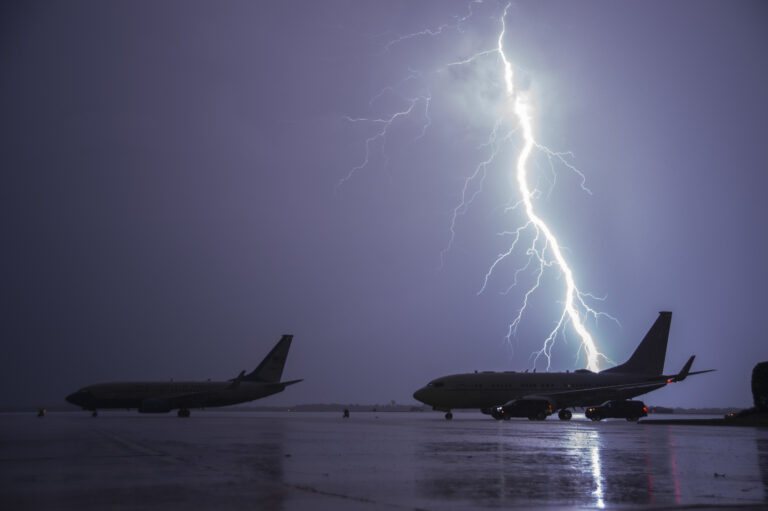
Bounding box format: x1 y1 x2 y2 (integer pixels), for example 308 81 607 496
753 361 768 412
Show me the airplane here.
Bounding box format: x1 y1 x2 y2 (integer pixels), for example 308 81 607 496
413 312 714 420
66 334 302 417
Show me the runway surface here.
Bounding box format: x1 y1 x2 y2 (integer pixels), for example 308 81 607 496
1 411 767 510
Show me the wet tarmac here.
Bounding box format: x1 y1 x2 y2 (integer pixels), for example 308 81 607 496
1 411 767 510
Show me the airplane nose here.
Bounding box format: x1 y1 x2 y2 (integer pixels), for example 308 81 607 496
413 387 428 404
66 390 91 408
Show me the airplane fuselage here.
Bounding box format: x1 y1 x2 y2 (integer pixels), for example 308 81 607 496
67 380 291 412
65 334 301 415
412 312 714 418
413 370 666 412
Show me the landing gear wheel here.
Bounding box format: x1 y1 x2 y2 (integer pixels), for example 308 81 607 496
558 409 572 421
590 415 601 422
177 409 191 418
626 416 639 422
445 412 453 420
91 410 98 417
536 411 547 421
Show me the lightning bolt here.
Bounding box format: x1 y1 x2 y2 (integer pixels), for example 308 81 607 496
485 3 618 372
342 2 616 372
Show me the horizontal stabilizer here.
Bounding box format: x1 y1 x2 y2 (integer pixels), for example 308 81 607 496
667 356 716 383
228 370 246 389
683 369 715 377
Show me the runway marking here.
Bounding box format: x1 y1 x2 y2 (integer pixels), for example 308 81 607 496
97 430 166 457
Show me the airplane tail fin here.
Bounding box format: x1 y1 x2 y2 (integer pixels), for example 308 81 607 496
243 335 294 383
602 312 672 375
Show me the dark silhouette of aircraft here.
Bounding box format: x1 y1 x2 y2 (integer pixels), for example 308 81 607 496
66 335 301 417
413 312 714 420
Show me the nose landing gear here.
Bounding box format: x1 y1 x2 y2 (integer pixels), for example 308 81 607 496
445 411 453 420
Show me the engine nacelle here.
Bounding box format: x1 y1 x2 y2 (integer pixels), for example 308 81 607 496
138 398 172 413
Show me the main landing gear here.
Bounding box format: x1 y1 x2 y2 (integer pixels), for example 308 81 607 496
558 409 572 421
177 409 191 418
444 411 453 420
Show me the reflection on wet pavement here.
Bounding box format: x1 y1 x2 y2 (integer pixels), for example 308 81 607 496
412 418 765 508
1 412 766 510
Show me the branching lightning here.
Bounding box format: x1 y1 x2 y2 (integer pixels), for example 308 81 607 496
342 1 617 372
337 93 431 189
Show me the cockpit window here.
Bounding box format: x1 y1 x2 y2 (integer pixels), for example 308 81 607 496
428 381 445 388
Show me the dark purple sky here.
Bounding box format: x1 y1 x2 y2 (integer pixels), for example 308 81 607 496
2 1 767 408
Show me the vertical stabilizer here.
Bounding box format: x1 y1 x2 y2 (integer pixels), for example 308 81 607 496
602 312 672 375
244 335 294 383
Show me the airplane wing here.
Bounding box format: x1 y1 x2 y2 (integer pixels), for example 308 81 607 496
141 379 305 411
526 357 715 409
526 380 668 409
135 391 212 413
157 392 212 409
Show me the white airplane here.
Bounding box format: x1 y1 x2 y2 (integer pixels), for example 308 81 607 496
66 335 301 417
413 312 714 420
